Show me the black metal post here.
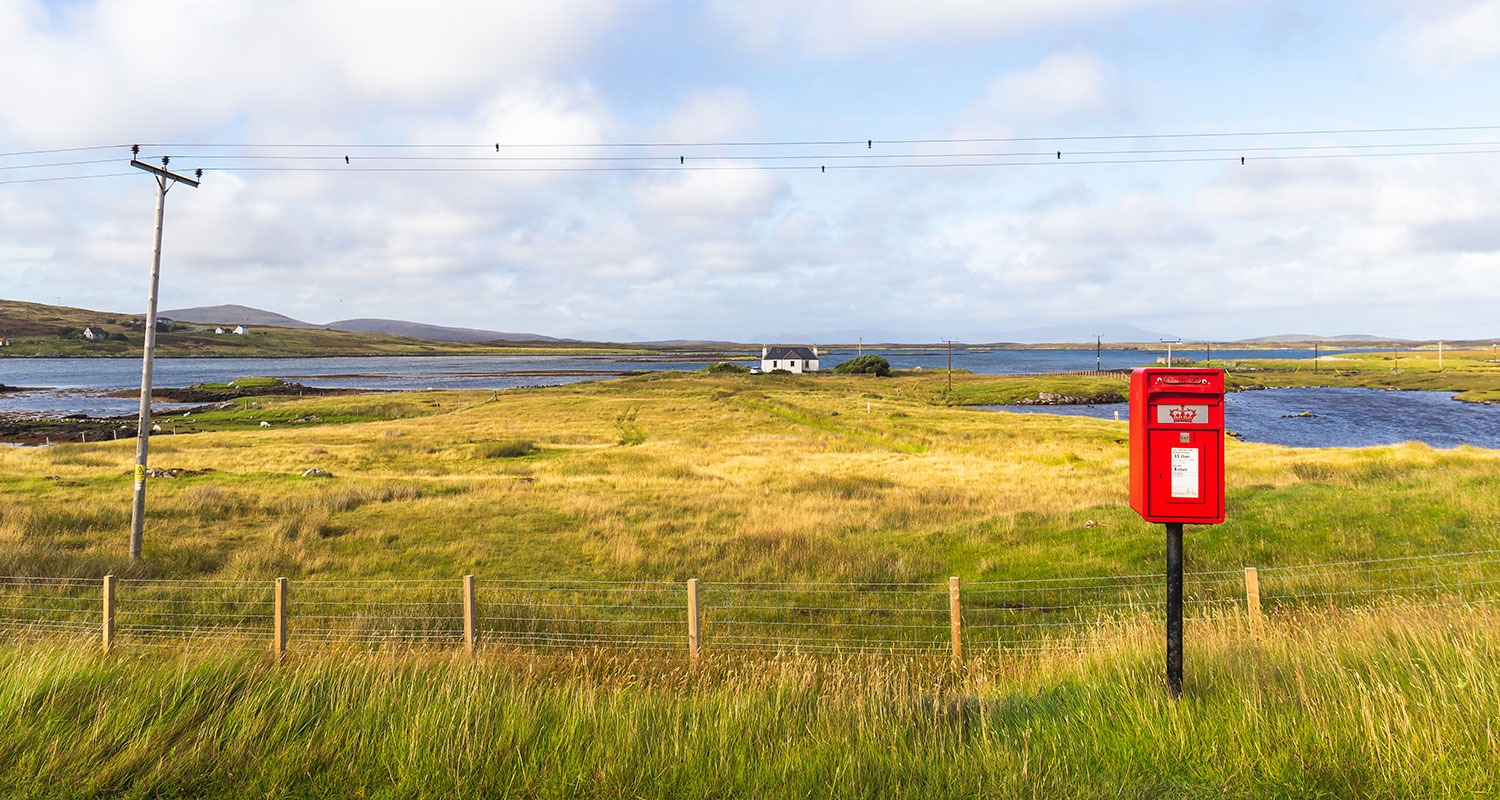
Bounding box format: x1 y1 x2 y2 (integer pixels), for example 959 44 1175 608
1165 522 1184 696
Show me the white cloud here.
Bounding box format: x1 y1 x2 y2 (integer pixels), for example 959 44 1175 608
1401 0 1500 69
964 50 1125 129
649 88 760 144
635 166 784 222
0 0 634 144
708 0 1171 58
5 0 1500 341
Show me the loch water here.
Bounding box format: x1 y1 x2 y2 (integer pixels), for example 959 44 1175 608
988 387 1500 449
7 348 1485 450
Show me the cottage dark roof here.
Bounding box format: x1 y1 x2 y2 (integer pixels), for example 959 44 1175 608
764 346 817 360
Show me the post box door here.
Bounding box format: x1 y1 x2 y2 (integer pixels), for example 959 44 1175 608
1143 428 1223 522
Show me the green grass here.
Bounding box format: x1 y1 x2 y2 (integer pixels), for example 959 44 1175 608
3 371 1499 583
4 369 1500 796
3 606 1498 799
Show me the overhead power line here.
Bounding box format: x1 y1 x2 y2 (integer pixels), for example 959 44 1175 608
138 147 1500 175
123 123 1500 151
4 123 1500 185
93 138 1500 165
0 172 134 186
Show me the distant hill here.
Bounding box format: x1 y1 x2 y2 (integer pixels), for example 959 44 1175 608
751 328 927 345
327 318 555 342
973 323 1170 345
161 304 321 329
162 305 554 342
569 327 648 342
1235 333 1413 344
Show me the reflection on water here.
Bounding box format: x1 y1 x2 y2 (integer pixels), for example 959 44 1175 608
987 388 1500 449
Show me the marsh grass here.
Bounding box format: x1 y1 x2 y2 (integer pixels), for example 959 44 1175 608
2 606 1498 798
4 369 1499 796
474 439 537 459
3 372 1499 585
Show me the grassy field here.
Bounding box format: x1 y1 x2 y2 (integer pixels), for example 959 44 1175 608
3 607 1498 799
3 368 1500 797
4 369 1499 582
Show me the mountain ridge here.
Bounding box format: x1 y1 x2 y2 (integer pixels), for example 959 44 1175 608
162 304 554 342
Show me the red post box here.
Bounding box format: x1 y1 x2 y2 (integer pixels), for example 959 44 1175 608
1129 368 1225 525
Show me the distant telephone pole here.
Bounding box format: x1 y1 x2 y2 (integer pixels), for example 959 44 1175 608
1095 335 1102 372
945 339 956 393
128 152 200 561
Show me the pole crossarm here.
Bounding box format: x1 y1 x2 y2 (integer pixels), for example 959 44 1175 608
129 159 200 187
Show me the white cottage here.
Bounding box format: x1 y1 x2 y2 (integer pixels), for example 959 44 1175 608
82 326 107 342
233 325 250 335
761 345 819 374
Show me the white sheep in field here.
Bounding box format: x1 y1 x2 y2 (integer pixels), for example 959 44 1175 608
260 421 271 428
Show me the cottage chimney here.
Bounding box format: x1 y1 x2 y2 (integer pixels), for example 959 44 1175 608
762 345 768 359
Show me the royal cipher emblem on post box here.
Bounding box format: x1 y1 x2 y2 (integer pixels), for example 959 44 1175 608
1129 369 1226 525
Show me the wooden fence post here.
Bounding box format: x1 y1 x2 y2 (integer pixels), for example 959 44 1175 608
949 576 962 664
1245 567 1262 634
463 575 476 655
101 574 115 653
687 578 700 664
273 577 287 662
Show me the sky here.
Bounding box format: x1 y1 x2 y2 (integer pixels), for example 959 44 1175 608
3 0 1500 343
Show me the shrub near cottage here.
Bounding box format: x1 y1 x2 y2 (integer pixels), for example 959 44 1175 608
832 354 891 376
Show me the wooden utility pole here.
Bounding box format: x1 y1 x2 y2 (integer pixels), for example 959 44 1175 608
946 339 954 393
127 153 199 561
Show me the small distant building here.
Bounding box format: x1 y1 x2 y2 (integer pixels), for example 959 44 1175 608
0 337 9 347
761 345 819 374
82 326 107 342
214 327 226 334
232 325 250 335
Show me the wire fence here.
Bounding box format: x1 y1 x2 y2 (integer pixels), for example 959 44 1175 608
2 549 1497 658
